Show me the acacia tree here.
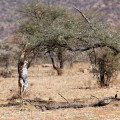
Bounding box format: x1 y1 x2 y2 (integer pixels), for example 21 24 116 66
78 22 120 87
16 3 86 75
69 7 120 87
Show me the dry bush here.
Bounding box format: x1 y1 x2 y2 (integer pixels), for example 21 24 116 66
89 48 120 87
0 68 12 78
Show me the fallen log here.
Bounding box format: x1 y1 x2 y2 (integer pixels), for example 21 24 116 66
20 95 120 111
32 95 119 111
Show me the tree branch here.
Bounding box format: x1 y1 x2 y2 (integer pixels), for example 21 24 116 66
66 43 120 54
73 6 94 30
73 7 91 24
49 52 57 70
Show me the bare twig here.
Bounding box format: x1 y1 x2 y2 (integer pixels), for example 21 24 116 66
58 93 70 105
73 6 95 30
73 6 91 24
91 95 100 101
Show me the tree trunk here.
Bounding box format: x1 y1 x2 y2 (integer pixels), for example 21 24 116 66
58 47 64 69
56 68 63 75
49 52 63 75
100 72 105 87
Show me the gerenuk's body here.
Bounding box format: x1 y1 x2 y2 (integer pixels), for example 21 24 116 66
18 59 28 95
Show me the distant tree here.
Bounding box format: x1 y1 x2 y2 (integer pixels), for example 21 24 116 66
0 44 19 77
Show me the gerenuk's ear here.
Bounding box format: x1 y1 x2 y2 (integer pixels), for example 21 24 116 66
25 60 29 64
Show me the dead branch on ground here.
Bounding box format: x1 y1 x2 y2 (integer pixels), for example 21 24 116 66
19 95 120 111
5 94 119 111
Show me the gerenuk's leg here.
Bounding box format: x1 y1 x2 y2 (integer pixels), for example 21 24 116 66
22 79 28 93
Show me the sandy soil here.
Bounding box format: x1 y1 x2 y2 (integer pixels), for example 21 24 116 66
0 63 120 120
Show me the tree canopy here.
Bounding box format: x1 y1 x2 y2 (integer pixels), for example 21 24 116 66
16 2 120 81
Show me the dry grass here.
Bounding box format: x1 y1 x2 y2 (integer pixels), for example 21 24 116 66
0 63 120 120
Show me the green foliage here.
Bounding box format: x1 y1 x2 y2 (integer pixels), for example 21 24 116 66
80 22 119 48
16 3 85 52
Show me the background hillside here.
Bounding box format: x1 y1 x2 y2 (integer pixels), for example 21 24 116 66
0 0 120 42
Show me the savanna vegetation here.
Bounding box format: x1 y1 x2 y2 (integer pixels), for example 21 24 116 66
0 1 120 120
11 2 119 87
0 1 120 86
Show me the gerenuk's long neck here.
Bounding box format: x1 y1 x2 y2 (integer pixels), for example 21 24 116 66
20 44 27 60
23 61 27 69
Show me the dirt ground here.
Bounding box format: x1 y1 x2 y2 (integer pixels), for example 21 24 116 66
0 63 120 120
